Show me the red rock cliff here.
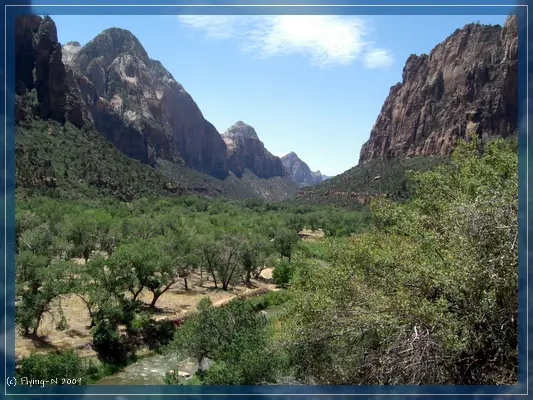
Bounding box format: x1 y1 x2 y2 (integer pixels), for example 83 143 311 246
359 16 518 164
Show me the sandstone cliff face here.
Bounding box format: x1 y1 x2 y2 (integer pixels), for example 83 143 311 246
359 16 518 164
15 15 83 127
281 152 323 186
63 28 228 177
222 121 285 179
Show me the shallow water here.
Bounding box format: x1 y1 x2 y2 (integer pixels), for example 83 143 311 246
96 305 283 385
95 354 199 385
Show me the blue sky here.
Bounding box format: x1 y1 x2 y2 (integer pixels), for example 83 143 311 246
50 14 508 176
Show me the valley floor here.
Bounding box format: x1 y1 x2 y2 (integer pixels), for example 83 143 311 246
15 267 277 362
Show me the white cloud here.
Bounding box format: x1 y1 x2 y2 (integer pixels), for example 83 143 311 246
363 48 395 69
177 15 393 69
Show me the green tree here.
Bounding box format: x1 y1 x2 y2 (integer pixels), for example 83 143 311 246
15 224 73 337
239 233 271 286
166 298 280 384
273 228 300 263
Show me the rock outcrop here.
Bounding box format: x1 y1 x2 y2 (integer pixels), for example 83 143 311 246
359 16 518 164
14 15 83 126
222 121 285 179
281 152 324 186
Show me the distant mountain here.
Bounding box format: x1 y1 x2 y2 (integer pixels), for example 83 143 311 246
281 152 327 186
221 121 285 179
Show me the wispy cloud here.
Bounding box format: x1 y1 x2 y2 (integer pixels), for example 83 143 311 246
363 48 395 69
177 15 394 69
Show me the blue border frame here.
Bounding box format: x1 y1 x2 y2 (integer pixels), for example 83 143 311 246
1 1 529 397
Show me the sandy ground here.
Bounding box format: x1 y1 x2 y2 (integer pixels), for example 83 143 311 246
15 268 276 361
298 228 325 241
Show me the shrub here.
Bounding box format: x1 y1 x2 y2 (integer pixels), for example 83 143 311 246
18 350 86 384
272 260 294 287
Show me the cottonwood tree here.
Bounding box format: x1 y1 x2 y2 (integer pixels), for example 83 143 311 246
16 224 73 337
239 233 271 286
166 298 278 384
273 229 300 263
199 232 245 290
71 255 126 327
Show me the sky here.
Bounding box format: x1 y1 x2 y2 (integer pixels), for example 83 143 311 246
50 14 508 177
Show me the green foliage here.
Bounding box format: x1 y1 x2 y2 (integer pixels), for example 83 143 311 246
280 137 518 385
272 260 295 288
15 119 180 201
166 299 282 385
244 290 294 312
91 313 133 366
18 351 86 384
272 228 300 262
292 155 446 208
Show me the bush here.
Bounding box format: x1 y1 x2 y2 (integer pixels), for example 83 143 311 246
91 318 132 366
141 320 177 351
272 260 294 287
245 290 293 312
18 350 86 384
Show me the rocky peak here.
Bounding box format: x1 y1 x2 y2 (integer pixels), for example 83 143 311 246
222 123 284 179
224 121 259 140
281 152 324 186
359 17 518 164
62 41 81 65
71 27 149 72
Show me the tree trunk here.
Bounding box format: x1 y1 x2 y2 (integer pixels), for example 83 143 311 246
184 277 188 291
130 286 143 301
211 271 218 289
149 292 161 309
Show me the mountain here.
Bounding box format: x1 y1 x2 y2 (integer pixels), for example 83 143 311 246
64 27 229 178
359 16 518 164
221 121 285 179
14 15 301 201
281 152 325 186
295 16 518 207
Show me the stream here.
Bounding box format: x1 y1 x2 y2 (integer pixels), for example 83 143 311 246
95 306 282 385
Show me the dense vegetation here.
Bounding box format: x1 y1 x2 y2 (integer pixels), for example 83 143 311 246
162 136 518 385
14 183 369 380
292 155 447 208
15 133 518 386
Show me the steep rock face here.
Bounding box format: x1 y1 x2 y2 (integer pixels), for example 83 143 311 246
14 15 83 126
281 152 323 186
359 16 518 164
222 121 285 179
65 28 228 177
